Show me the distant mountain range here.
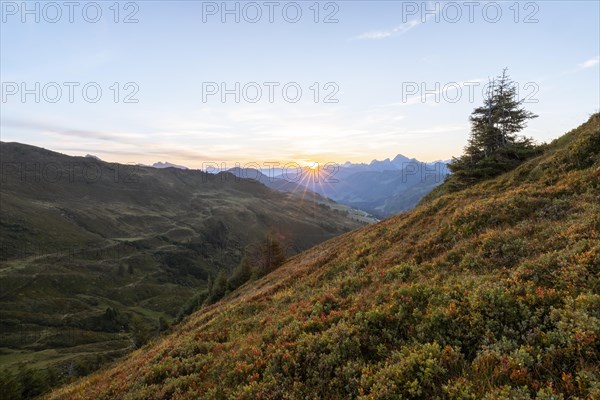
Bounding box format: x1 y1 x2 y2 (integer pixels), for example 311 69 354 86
226 155 450 218
86 155 189 170
343 154 452 172
288 155 450 217
342 153 418 172
149 161 189 169
132 161 189 169
87 154 450 218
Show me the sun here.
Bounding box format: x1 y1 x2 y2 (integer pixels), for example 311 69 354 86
307 162 319 170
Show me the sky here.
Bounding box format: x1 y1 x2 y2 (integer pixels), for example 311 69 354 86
1 0 599 168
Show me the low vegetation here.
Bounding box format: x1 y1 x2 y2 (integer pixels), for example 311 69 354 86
44 113 599 399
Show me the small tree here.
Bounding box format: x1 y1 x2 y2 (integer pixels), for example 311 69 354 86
130 315 151 348
207 270 229 304
157 316 169 333
207 274 214 294
449 69 539 188
229 256 253 290
256 233 287 276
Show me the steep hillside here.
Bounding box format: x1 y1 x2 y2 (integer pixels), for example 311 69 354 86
48 114 599 399
0 142 362 391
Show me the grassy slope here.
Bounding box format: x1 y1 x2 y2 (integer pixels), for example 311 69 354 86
0 143 362 375
48 115 599 399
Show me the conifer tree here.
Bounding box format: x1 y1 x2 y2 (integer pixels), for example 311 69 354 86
206 270 229 304
449 69 539 187
229 256 253 289
257 233 287 275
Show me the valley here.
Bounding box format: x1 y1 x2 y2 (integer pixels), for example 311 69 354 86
0 142 364 391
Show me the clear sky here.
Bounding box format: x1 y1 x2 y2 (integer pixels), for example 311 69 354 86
1 0 599 168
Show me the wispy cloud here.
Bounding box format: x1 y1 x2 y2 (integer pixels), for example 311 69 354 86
533 56 600 83
1 118 212 162
356 20 420 40
579 56 599 69
2 118 145 143
355 2 439 40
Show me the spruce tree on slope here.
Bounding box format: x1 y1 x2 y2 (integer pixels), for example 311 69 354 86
449 68 539 188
